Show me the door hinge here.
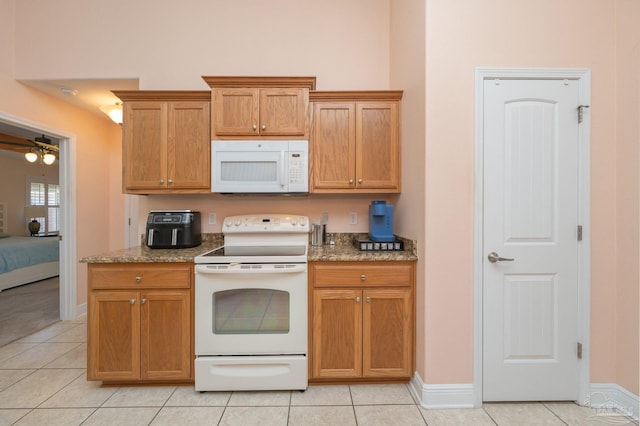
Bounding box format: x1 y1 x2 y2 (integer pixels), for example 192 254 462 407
577 342 583 359
577 225 583 241
578 105 590 123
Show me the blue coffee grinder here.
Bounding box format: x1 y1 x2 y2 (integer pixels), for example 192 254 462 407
368 200 394 242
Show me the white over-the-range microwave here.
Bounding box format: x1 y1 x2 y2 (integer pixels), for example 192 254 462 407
211 140 308 194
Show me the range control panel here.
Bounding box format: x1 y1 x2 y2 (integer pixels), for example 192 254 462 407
223 214 309 233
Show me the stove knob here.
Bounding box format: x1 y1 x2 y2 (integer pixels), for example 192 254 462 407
299 217 307 226
225 220 232 227
291 218 298 226
234 219 242 226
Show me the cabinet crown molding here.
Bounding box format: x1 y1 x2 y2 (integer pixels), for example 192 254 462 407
310 91 403 102
112 91 211 101
202 76 316 90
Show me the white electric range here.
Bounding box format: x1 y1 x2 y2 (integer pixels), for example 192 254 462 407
194 214 309 391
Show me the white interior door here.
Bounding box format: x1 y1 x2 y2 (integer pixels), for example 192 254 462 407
483 78 580 401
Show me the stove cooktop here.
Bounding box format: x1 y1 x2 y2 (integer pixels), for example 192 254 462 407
194 245 308 264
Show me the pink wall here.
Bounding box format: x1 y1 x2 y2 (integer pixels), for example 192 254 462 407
422 0 636 393
0 153 59 236
615 0 640 395
13 0 391 92
389 0 427 378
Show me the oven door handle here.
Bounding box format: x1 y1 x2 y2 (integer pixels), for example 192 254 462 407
195 264 307 275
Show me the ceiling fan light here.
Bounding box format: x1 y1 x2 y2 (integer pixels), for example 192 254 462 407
25 151 38 162
99 103 123 124
43 152 56 165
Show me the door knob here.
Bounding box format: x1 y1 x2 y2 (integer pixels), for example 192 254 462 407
488 252 514 263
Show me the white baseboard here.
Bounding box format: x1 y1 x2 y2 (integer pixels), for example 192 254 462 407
588 383 639 421
409 373 638 420
409 372 475 409
75 302 87 318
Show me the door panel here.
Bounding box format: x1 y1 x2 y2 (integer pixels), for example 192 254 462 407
311 103 356 189
312 289 362 378
213 88 259 136
504 101 556 242
483 79 579 401
123 102 167 190
363 288 412 377
260 88 307 136
168 102 210 189
88 291 140 380
140 290 190 380
503 275 556 360
356 103 399 189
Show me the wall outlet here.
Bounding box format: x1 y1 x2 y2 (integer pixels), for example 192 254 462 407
349 212 358 225
208 212 217 225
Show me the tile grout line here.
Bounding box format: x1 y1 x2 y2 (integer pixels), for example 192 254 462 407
540 401 570 426
481 405 500 425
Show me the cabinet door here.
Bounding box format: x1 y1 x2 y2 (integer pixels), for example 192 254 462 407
168 102 210 189
356 102 400 191
311 103 356 190
362 288 413 377
88 291 140 381
312 289 362 378
213 88 260 136
123 102 168 190
259 88 307 136
140 290 191 380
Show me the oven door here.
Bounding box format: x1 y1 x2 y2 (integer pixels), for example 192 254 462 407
195 263 307 355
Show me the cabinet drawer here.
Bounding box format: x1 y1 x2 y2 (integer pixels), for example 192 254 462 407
311 262 413 287
89 264 192 289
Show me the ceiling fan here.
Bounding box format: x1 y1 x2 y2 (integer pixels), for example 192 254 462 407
0 133 59 165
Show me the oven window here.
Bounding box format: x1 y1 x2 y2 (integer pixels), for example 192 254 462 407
213 288 290 334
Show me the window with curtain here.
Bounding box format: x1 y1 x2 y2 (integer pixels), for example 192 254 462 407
27 177 60 234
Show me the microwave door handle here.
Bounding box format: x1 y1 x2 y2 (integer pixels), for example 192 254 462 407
280 151 286 189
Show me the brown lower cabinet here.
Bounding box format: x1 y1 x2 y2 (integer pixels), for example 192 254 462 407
87 263 193 383
309 261 415 382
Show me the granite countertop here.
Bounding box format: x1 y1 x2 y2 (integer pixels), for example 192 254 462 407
80 234 224 264
307 233 417 262
80 233 417 264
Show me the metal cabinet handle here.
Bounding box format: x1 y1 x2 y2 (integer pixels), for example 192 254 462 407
358 178 363 184
360 274 366 281
159 179 164 184
261 124 266 130
130 299 135 305
488 252 515 263
349 179 354 184
141 298 146 304
356 296 361 302
135 276 142 283
252 124 257 130
366 296 371 303
168 179 173 185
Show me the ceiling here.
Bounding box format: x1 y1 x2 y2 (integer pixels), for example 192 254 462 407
20 78 140 119
0 78 139 151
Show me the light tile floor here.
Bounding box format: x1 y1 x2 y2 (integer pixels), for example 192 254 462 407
0 318 637 425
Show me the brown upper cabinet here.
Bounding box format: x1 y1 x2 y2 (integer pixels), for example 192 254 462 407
113 91 211 195
203 76 316 139
310 91 402 194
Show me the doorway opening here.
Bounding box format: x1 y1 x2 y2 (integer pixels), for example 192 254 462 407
0 112 77 326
